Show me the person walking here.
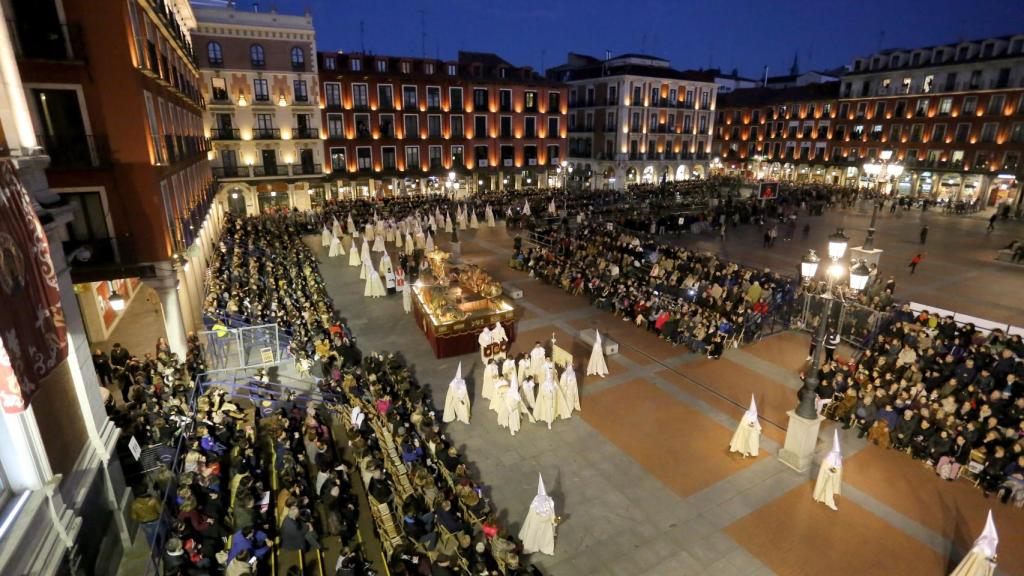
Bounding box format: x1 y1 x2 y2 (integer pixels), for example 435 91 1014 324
824 329 840 363
908 253 924 274
987 212 997 232
919 225 929 245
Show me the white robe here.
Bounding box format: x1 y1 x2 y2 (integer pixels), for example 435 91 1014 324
371 234 386 253
502 389 532 436
517 359 530 387
481 363 499 400
333 219 344 238
485 206 496 227
404 233 415 254
478 328 493 363
559 365 580 413
533 377 570 429
501 358 517 380
348 238 361 267
443 379 471 424
328 235 343 257
321 227 332 247
401 281 412 313
520 377 536 409
812 463 842 510
529 346 547 383
587 335 609 377
470 210 479 229
728 414 761 457
364 267 386 298
519 507 556 556
490 377 510 415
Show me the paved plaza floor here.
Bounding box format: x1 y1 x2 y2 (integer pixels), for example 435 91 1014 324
307 215 1024 576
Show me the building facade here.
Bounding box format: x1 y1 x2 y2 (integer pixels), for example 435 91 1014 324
193 3 325 215
548 53 719 189
717 34 1024 208
318 50 567 196
0 4 129 575
14 0 221 354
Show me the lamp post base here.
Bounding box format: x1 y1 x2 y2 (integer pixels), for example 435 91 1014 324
778 410 826 473
849 246 883 268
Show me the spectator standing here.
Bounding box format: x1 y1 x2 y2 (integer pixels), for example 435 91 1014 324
919 225 929 245
908 253 924 275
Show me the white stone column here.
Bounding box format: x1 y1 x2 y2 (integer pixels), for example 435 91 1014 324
778 410 825 473
144 269 188 358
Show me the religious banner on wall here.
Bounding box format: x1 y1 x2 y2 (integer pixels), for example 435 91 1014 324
0 158 68 413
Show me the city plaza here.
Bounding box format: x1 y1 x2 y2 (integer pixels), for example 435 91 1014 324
0 1 1022 576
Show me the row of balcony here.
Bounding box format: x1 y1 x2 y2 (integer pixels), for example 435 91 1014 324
147 0 196 65
164 134 211 164
6 18 85 62
210 92 312 106
210 128 321 140
570 98 698 110
212 164 323 179
140 38 203 108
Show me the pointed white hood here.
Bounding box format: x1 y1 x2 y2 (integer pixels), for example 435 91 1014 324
530 473 555 516
744 395 761 430
971 510 998 558
823 429 842 469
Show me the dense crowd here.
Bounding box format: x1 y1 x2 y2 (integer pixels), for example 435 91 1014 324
514 222 797 356
821 309 1024 506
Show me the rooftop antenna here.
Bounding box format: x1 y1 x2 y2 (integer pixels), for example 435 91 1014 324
359 20 365 54
420 10 426 58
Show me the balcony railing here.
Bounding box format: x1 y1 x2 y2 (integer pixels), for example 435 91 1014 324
252 165 282 177
293 127 319 139
253 128 281 140
292 163 322 175
6 19 85 61
38 133 107 170
211 128 240 140
63 236 138 271
212 166 243 178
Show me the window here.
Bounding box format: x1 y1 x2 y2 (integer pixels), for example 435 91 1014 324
63 191 110 242
962 96 977 115
915 98 929 117
250 44 265 67
404 146 420 169
327 114 344 138
500 116 512 138
938 97 952 116
838 103 849 118
447 64 457 76
880 78 891 94
451 145 464 166
889 125 902 142
207 41 222 66
378 84 394 109
292 80 308 103
255 113 274 137
291 47 305 70
954 123 970 143
870 124 883 140
428 115 441 137
698 115 708 134
548 117 559 137
969 70 982 89
909 124 923 143
874 102 886 119
474 115 487 138
474 145 489 166
426 87 441 110
851 124 864 138
424 63 434 74
324 83 341 108
211 77 228 101
682 115 692 132
324 56 336 70
989 94 1005 115
382 146 396 169
350 58 362 71
894 100 906 118
375 59 387 72
450 87 463 111
428 145 442 168
900 77 911 94
699 90 710 109
499 89 512 112
357 147 371 170
524 116 536 138
473 88 488 109
549 92 561 111
450 115 464 138
379 114 394 138
352 84 369 108
607 85 617 105
400 61 411 74
500 145 514 165
253 79 269 101
403 115 419 139
855 102 866 119
980 123 997 143
1011 123 1024 144
403 86 418 108
923 75 935 93
944 72 957 91
524 91 537 112
931 124 946 142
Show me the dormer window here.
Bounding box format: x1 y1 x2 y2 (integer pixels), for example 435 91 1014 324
324 56 336 70
872 57 881 69
498 67 507 79
424 62 435 74
376 59 387 72
982 42 995 58
351 58 362 71
889 54 900 67
957 46 969 60
447 64 457 76
401 61 411 74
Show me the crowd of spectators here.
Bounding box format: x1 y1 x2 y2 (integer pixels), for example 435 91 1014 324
820 309 1024 506
514 222 797 357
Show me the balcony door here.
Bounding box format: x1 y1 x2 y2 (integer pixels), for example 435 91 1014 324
300 149 315 174
11 0 66 59
32 88 92 168
261 149 277 175
221 149 239 177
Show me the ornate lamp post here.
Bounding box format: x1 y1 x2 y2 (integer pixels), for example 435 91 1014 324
780 229 871 471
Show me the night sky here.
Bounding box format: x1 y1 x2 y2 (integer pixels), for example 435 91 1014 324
208 0 1023 78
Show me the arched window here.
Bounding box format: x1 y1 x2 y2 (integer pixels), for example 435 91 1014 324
290 47 304 70
207 41 222 65
250 44 265 67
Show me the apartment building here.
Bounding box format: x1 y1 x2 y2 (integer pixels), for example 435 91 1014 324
193 3 325 214
318 50 567 196
547 52 719 189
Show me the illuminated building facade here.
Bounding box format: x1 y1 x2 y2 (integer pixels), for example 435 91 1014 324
318 50 567 196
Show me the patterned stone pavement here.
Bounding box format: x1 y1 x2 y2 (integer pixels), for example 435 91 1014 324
309 216 1023 576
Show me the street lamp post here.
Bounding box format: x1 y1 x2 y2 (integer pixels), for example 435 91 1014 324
780 228 871 471
861 150 904 250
